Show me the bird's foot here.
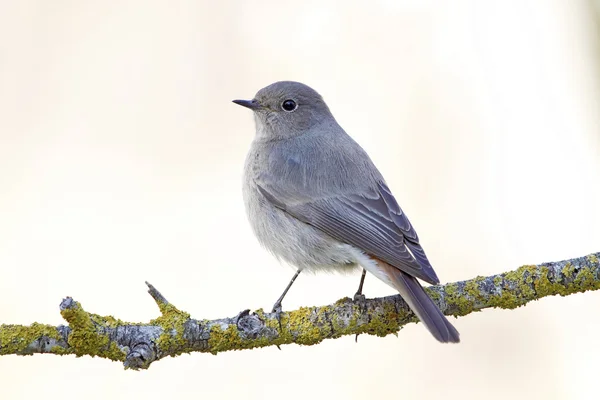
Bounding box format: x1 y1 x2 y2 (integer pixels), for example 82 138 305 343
271 302 284 350
353 292 367 343
271 300 283 315
353 293 366 302
272 301 284 328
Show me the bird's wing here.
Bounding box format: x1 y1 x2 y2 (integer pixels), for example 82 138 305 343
256 177 440 285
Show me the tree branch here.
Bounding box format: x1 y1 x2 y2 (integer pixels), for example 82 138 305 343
1 252 599 369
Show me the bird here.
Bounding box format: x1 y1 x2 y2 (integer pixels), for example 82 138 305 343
233 81 459 343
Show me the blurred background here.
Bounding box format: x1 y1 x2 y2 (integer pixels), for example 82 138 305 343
1 0 599 399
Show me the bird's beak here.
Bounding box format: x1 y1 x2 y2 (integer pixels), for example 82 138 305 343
232 99 262 110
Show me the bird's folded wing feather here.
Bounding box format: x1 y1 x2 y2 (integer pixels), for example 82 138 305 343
256 178 440 285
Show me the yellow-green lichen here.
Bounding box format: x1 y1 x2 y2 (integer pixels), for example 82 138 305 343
88 313 129 330
425 288 441 303
207 316 283 354
207 324 245 354
447 261 600 314
463 276 489 306
285 306 330 345
532 266 568 297
443 282 475 316
533 264 600 298
60 302 126 361
480 266 537 310
562 263 576 280
329 306 361 338
208 299 413 354
207 319 288 354
208 305 365 354
493 275 503 286
365 301 405 337
150 303 190 355
0 323 65 355
573 267 599 292
488 288 522 309
334 297 353 307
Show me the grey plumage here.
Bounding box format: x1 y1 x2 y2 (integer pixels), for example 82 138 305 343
235 81 459 343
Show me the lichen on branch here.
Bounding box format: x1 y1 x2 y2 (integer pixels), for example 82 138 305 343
0 252 599 370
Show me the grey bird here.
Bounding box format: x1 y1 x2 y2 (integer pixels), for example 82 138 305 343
234 81 459 343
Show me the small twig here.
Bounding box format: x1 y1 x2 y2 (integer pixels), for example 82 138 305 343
146 281 169 307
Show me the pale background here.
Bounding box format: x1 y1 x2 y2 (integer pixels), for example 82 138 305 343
1 1 600 399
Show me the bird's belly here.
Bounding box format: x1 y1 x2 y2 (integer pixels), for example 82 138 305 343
243 183 359 273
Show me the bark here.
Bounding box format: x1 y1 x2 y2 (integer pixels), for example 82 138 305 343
1 252 598 370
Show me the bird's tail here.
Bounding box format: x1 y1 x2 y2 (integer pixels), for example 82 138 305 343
374 258 460 343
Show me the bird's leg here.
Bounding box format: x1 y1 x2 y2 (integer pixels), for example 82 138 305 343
353 268 367 302
353 268 368 343
271 270 302 340
272 269 302 313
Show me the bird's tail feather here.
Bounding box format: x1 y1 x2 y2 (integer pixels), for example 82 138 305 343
376 259 460 343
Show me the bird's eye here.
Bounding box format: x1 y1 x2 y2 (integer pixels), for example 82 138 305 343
281 99 297 112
